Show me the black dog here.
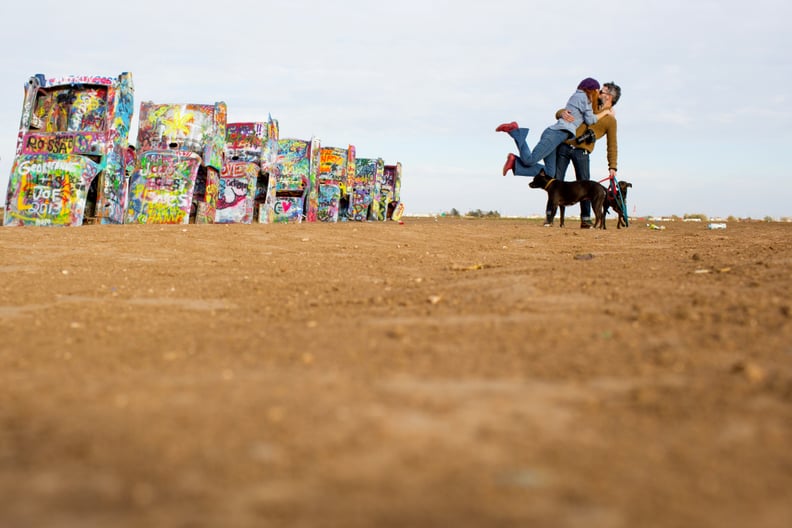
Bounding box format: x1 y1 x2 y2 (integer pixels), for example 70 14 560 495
529 173 607 229
604 180 632 229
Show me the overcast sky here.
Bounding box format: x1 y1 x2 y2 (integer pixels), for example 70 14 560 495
1 0 790 218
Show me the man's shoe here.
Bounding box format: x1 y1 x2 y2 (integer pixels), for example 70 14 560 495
502 153 516 176
543 221 553 227
580 221 593 229
495 121 519 133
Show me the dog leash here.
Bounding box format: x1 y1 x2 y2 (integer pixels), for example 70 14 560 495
598 174 630 227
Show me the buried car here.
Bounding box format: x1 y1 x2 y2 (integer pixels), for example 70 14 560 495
259 137 320 223
219 118 279 224
126 101 227 224
4 72 134 226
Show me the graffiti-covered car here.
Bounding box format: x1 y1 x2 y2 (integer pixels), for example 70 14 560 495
219 118 278 224
126 101 226 224
259 137 320 223
374 162 404 221
4 72 134 226
350 157 383 221
317 145 355 222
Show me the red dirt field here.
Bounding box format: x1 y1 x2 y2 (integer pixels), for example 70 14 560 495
1 217 791 527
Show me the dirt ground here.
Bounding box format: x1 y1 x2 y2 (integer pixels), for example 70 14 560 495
1 216 791 528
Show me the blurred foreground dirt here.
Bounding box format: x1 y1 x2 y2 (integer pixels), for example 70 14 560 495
1 217 791 527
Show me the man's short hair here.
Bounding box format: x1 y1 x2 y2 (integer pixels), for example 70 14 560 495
603 82 621 105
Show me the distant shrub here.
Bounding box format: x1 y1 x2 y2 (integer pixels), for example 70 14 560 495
684 213 708 221
448 208 461 217
466 209 501 218
763 216 774 222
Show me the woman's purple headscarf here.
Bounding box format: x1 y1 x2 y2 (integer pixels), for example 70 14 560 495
577 78 600 91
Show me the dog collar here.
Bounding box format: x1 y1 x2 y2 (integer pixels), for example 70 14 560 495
544 179 555 190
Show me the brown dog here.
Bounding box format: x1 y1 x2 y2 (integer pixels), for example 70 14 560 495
605 180 632 229
529 173 607 229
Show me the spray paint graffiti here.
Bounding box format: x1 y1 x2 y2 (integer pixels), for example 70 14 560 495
272 197 304 223
125 151 201 224
226 122 266 161
4 154 99 226
137 102 225 164
28 86 108 133
23 132 106 155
